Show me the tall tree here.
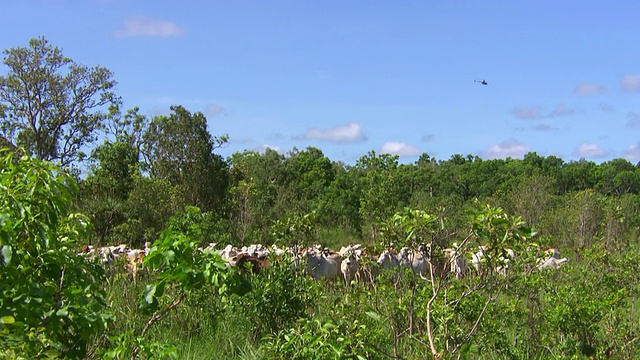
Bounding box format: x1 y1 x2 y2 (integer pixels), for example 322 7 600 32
595 158 638 196
78 139 141 244
106 106 148 157
0 37 119 166
317 162 362 233
507 173 557 228
282 147 334 212
565 189 604 249
142 105 228 212
229 149 285 242
355 151 401 242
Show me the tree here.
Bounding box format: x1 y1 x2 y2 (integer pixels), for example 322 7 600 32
0 37 119 166
78 139 141 245
506 174 557 228
142 105 228 212
106 107 148 154
283 147 334 212
596 158 639 196
114 175 175 247
229 149 285 242
565 189 604 249
560 159 598 192
317 162 362 233
229 179 256 245
355 151 402 242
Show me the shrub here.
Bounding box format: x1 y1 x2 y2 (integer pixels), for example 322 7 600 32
0 150 111 358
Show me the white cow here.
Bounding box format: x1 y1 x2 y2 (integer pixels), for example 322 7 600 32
305 248 342 281
340 252 360 285
270 244 286 257
378 247 458 279
125 249 146 283
398 247 429 277
445 248 468 279
470 246 514 276
470 245 488 273
376 249 401 270
218 244 238 261
339 245 365 285
537 248 568 270
339 244 363 257
496 248 515 276
537 256 569 270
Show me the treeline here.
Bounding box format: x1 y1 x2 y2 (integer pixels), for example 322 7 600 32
79 125 640 252
2 37 639 251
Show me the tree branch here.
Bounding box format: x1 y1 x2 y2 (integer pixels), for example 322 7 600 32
453 294 498 354
131 293 185 360
425 272 443 358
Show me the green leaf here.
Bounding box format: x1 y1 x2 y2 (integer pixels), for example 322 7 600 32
365 311 381 322
139 283 163 315
459 342 479 360
491 218 508 226
56 307 68 317
143 284 157 305
1 316 15 324
164 250 176 262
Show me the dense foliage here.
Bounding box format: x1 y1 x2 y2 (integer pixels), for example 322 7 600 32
0 150 110 358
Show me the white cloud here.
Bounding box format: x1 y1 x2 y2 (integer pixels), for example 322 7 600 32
626 112 640 128
573 83 605 95
298 122 367 143
512 106 543 120
253 144 280 153
622 74 640 92
380 141 420 157
115 15 185 38
572 143 608 158
624 142 640 162
484 139 529 159
548 103 576 117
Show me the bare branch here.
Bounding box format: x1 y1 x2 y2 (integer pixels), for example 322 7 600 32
453 294 498 354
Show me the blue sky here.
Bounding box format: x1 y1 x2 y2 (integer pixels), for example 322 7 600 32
2 1 640 164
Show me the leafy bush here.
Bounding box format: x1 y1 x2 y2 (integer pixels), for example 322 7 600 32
0 150 111 358
261 317 375 359
230 252 317 339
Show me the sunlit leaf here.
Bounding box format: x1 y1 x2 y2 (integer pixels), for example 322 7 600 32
1 245 12 265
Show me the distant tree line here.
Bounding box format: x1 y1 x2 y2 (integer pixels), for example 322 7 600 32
2 37 640 252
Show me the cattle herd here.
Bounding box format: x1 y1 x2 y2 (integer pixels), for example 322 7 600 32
79 241 569 285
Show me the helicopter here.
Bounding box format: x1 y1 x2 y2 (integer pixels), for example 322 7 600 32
474 79 488 85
